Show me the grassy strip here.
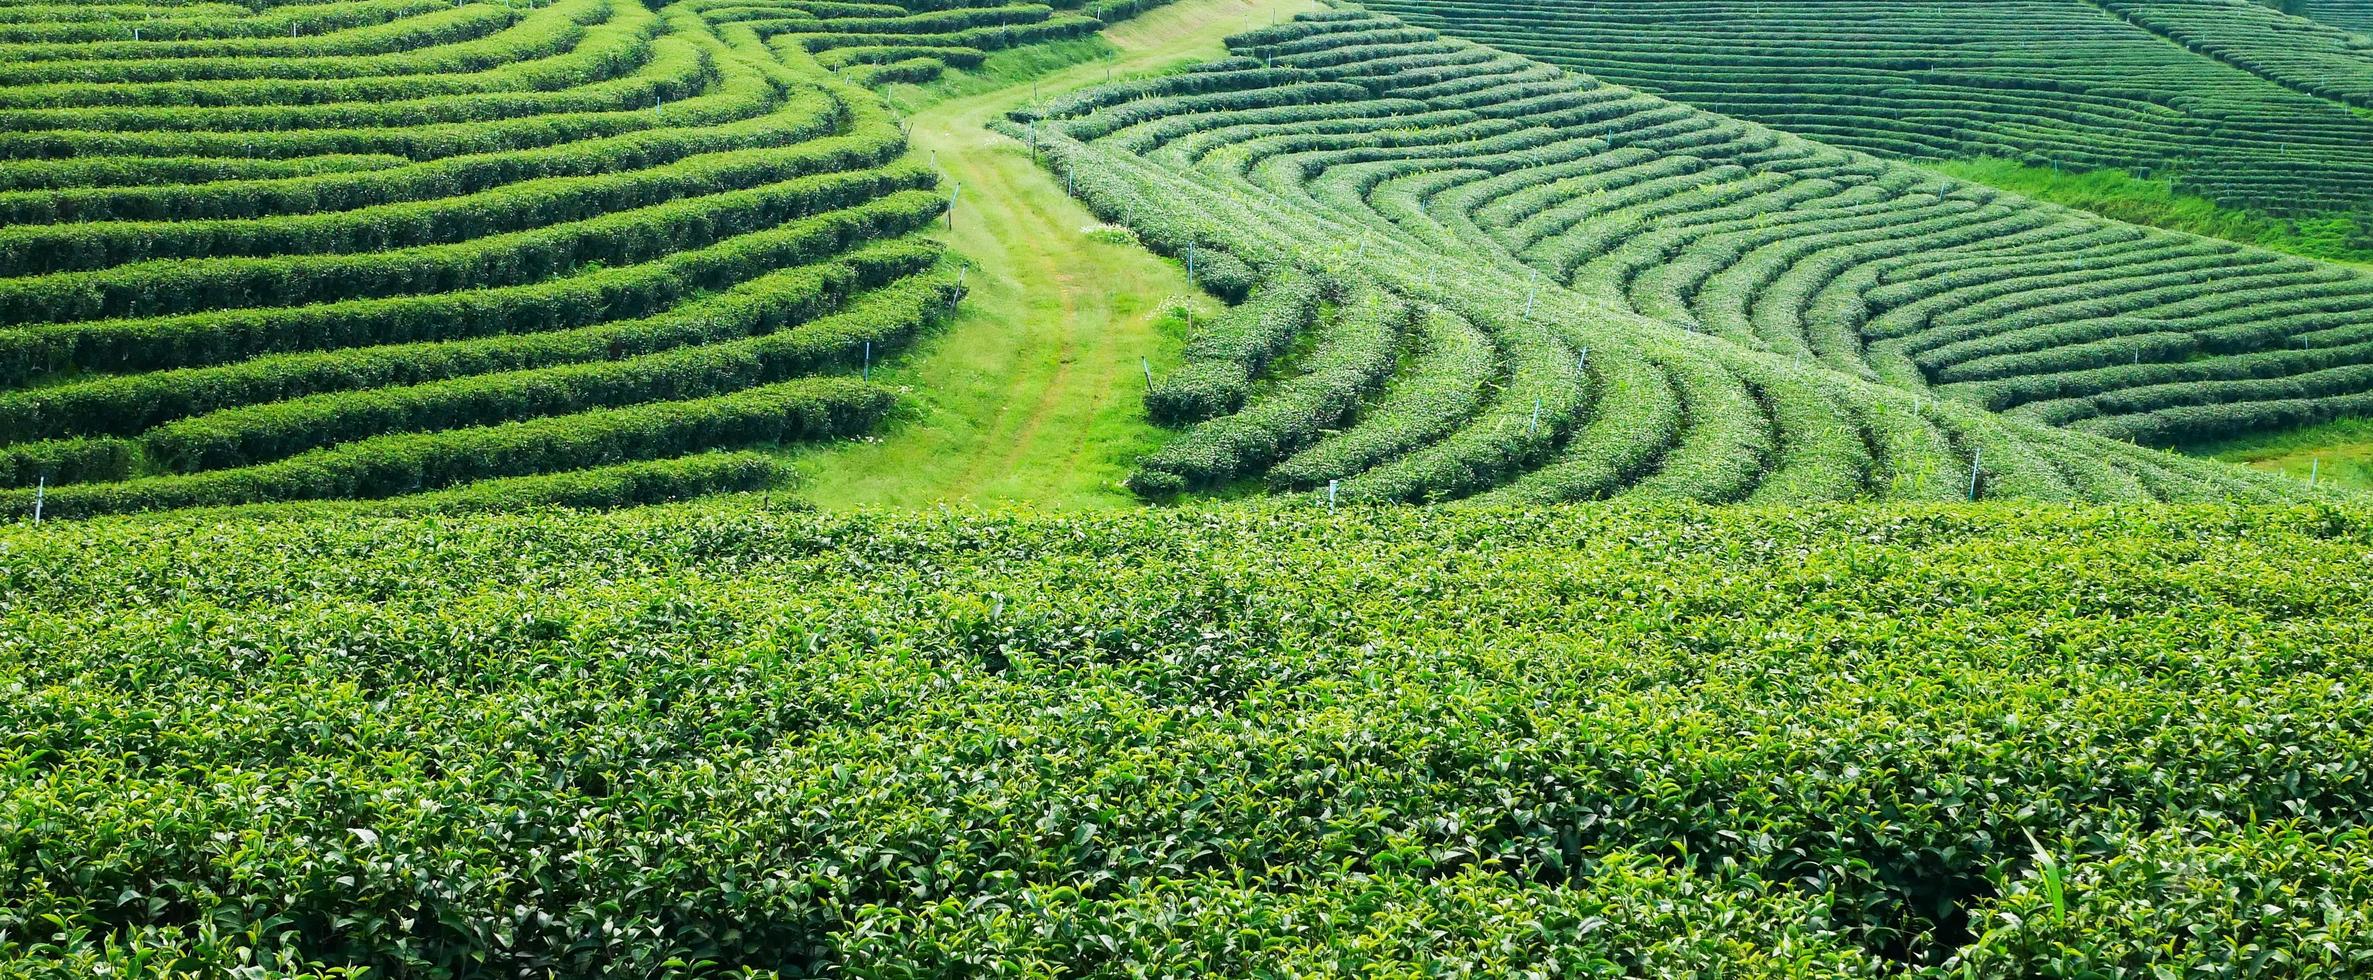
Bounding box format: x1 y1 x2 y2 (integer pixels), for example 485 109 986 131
794 0 1314 509
2187 414 2373 490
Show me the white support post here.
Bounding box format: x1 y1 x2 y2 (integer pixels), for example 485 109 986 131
31 475 43 525
1328 480 1338 512
1968 448 1983 501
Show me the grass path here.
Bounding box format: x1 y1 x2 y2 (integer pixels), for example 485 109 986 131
797 0 1320 510
2190 417 2373 491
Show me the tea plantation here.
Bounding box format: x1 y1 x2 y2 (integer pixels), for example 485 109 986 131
9 0 2373 975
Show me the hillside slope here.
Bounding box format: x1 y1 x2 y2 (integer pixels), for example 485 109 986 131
1360 0 2373 222
1018 10 2355 502
0 0 967 518
0 0 1225 520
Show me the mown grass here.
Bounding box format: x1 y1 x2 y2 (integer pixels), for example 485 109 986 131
2188 415 2373 491
793 0 1316 510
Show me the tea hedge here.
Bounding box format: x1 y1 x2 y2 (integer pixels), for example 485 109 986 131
7 502 2373 974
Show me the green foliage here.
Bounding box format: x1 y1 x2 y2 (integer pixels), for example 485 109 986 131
6 503 2373 974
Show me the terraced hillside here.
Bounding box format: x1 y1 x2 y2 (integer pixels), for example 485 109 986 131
1019 10 2362 503
1358 0 2373 221
0 0 979 519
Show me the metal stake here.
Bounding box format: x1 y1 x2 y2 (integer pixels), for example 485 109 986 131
31 475 42 525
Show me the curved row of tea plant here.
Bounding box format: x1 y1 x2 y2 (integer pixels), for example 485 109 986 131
1357 0 2373 219
7 502 2373 974
0 0 995 518
668 0 1175 86
1014 11 2347 503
